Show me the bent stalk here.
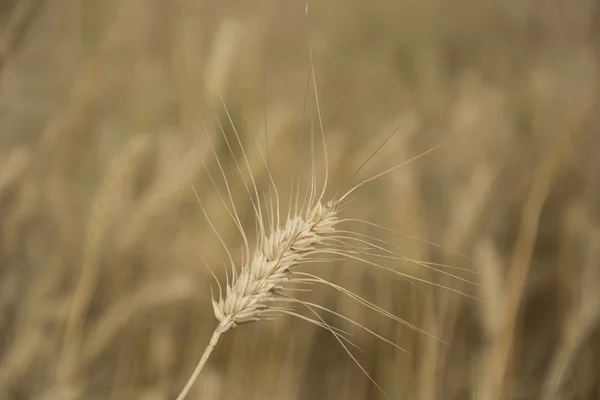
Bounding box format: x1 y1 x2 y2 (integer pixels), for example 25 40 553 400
176 318 232 400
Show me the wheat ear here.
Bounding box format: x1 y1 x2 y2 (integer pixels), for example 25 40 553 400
174 38 482 397
174 112 479 400
176 138 465 400
176 185 343 399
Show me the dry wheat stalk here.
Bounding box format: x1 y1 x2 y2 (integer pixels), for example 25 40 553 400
175 49 478 399
176 127 469 400
177 133 466 400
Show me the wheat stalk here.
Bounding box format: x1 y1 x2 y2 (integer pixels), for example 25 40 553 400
174 111 472 400
173 103 476 399
173 40 481 398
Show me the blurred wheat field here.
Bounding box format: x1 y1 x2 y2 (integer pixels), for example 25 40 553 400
1 0 599 399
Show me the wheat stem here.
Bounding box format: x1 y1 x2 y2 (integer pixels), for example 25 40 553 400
176 318 232 400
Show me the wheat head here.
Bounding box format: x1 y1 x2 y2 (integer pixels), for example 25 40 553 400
175 44 461 399
212 200 340 330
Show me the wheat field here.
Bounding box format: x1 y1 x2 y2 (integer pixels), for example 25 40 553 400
0 1 599 399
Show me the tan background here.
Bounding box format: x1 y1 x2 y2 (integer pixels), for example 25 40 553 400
0 0 599 399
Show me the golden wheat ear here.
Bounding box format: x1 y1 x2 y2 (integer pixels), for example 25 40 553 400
174 38 471 399
176 115 479 399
